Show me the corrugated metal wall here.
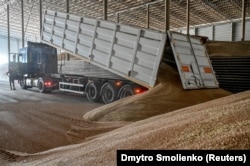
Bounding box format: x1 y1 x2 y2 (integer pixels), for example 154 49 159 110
180 28 195 35
232 21 250 41
179 19 250 41
245 21 250 40
197 26 213 40
213 24 232 41
233 21 243 41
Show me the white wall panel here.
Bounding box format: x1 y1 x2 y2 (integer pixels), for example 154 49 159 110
178 19 250 41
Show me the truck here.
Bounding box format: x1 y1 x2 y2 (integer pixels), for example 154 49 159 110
10 41 148 104
9 10 167 104
10 10 219 104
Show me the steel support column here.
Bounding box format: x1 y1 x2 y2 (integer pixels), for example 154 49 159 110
66 0 70 61
103 0 107 20
66 0 69 12
146 5 149 29
116 13 119 23
186 0 190 35
21 0 24 47
39 0 42 36
165 0 170 33
241 0 246 41
7 4 10 68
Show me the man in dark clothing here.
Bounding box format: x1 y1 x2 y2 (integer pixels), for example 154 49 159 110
6 67 16 90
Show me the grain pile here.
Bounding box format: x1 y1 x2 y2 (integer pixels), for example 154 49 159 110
8 63 249 166
1 38 249 165
206 41 250 57
11 87 249 166
83 63 231 122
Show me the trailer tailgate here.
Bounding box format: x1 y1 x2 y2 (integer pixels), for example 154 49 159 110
167 31 219 89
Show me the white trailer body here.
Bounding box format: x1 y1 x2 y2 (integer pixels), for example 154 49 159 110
41 10 167 88
39 10 217 104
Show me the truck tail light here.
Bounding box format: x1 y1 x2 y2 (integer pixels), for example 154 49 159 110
115 81 122 87
45 81 52 86
134 88 142 94
134 86 148 94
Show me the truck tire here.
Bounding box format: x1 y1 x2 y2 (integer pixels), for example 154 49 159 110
85 81 101 102
20 78 28 89
101 82 118 104
118 84 134 99
38 79 46 93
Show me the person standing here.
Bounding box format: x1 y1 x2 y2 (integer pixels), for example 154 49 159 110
6 67 16 90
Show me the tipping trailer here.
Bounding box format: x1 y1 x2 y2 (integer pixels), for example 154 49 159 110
41 10 218 91
41 10 167 88
11 10 167 104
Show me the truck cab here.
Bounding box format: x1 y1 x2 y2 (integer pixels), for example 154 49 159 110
11 41 58 92
17 41 58 76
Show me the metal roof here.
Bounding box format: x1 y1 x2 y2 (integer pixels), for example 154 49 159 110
0 0 250 41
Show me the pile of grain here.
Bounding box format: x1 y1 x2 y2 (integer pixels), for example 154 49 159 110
10 63 249 166
206 41 250 57
12 90 249 166
83 63 231 122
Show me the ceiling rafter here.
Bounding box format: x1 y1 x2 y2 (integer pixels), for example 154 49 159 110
201 0 237 20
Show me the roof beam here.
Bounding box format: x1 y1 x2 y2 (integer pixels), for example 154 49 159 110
201 0 233 20
172 0 213 26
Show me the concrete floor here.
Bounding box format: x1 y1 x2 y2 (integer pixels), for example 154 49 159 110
0 78 103 154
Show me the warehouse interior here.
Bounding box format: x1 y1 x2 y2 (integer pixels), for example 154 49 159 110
0 0 249 165
1 0 250 41
1 0 250 92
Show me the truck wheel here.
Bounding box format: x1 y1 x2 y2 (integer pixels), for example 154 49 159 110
38 79 46 93
20 78 28 89
118 84 134 99
85 81 101 102
101 83 118 104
